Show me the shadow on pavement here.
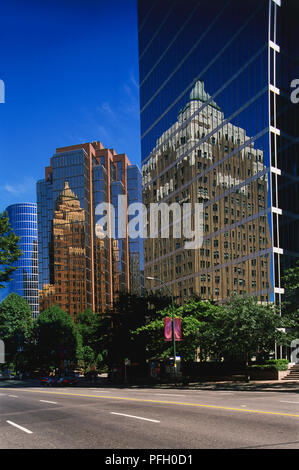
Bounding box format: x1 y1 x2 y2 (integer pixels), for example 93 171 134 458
1 376 299 394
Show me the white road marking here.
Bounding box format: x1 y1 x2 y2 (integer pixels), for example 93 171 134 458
154 393 186 397
39 400 58 404
6 420 33 434
89 389 110 392
110 412 160 423
280 401 299 404
8 395 18 398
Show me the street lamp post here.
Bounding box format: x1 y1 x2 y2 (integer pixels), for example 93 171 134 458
146 276 177 380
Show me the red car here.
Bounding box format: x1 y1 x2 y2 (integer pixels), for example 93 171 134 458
40 376 49 386
57 376 78 386
40 376 59 386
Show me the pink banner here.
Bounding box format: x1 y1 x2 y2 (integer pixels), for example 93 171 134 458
164 317 172 341
164 318 182 341
174 318 182 341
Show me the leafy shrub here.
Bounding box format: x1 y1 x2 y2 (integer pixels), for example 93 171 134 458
248 365 276 371
266 359 289 370
249 359 289 371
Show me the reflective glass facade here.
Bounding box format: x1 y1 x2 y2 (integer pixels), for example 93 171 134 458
5 203 39 318
138 0 299 305
37 142 144 317
37 148 93 310
127 165 144 294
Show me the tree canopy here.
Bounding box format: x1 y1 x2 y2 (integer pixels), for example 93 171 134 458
0 211 23 288
281 260 299 339
95 292 173 367
76 308 106 370
211 296 287 362
0 293 33 364
33 305 81 370
132 295 288 363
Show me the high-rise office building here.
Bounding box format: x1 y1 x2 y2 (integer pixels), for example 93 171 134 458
127 164 145 294
138 0 298 305
4 203 39 318
37 142 143 319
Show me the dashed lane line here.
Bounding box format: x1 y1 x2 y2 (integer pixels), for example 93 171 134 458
110 412 160 423
3 388 299 419
39 400 58 404
6 420 33 434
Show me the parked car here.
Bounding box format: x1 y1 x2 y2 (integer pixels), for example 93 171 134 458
47 376 59 386
0 370 15 380
40 376 49 386
40 376 59 386
57 376 78 387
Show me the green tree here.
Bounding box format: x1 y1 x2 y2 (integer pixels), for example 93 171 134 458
0 293 33 367
282 260 299 313
213 296 287 363
81 345 96 370
281 261 299 340
76 308 105 371
97 292 172 368
33 305 82 371
133 298 220 362
77 308 99 351
132 296 289 366
0 211 23 288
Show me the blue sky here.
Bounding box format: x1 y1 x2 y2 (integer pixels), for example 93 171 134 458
0 0 140 211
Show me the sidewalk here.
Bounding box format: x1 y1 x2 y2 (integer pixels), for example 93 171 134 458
89 377 299 393
150 379 299 392
1 377 298 393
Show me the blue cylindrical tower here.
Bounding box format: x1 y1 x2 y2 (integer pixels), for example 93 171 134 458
5 203 39 318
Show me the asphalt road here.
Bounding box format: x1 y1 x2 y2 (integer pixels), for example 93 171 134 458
1 382 299 449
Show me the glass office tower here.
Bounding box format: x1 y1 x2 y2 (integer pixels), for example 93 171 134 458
5 203 39 318
138 0 298 306
37 142 143 318
127 165 145 294
37 147 93 314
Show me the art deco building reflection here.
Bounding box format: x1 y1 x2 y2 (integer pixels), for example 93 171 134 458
142 81 272 303
138 0 298 306
39 182 87 321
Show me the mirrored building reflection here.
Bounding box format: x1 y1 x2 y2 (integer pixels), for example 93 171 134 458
39 182 87 321
138 0 299 306
37 142 144 319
